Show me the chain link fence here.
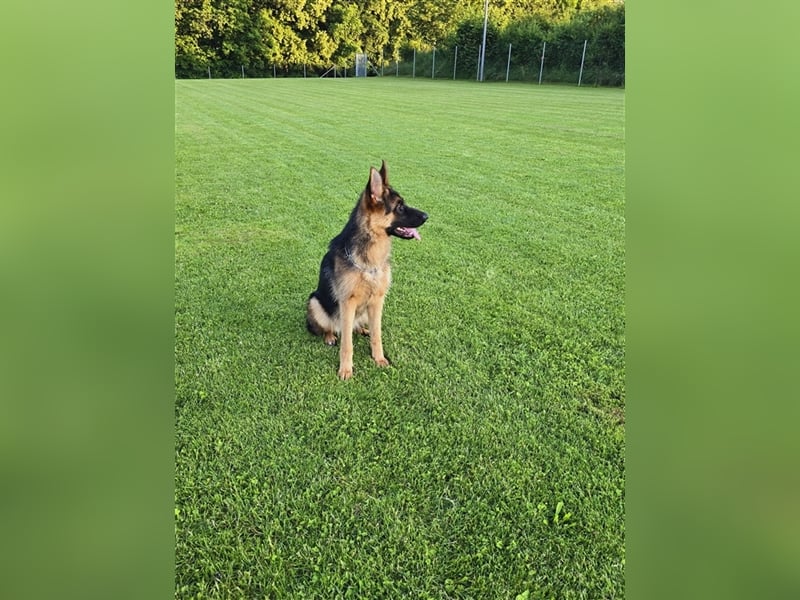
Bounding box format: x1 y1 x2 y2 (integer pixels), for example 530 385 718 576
183 40 623 87
393 41 623 86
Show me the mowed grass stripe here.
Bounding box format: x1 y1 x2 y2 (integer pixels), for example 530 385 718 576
175 78 624 599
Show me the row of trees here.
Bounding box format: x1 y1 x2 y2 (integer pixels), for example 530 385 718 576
175 1 624 84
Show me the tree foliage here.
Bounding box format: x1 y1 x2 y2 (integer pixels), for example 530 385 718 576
175 0 624 82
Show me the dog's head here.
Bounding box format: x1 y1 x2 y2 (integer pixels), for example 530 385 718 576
366 160 428 240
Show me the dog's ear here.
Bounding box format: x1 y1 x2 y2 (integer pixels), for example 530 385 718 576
368 167 383 205
379 160 389 185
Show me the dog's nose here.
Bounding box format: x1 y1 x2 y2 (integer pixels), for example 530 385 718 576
420 212 428 222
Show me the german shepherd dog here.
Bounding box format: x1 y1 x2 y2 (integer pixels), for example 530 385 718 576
306 161 428 380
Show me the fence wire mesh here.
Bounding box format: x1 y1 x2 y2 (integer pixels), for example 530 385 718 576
184 40 623 88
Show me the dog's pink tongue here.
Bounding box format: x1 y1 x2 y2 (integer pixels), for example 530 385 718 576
396 227 421 240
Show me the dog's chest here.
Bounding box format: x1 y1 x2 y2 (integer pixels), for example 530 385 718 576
333 255 392 305
350 264 391 309
356 263 390 293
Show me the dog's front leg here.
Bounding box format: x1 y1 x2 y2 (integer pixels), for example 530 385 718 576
367 294 390 367
338 298 357 380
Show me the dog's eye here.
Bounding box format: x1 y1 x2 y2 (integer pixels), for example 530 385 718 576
396 204 405 214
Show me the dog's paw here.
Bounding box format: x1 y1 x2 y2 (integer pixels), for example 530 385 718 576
324 333 337 346
338 365 353 380
374 357 390 368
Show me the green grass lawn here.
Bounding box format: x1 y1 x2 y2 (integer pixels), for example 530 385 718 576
175 78 625 599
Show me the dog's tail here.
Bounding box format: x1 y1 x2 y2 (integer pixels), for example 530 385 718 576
306 291 323 336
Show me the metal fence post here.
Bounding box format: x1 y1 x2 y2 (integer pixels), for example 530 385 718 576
412 49 416 78
479 0 488 81
432 46 436 79
538 41 546 85
453 45 458 80
578 39 588 86
506 43 512 82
